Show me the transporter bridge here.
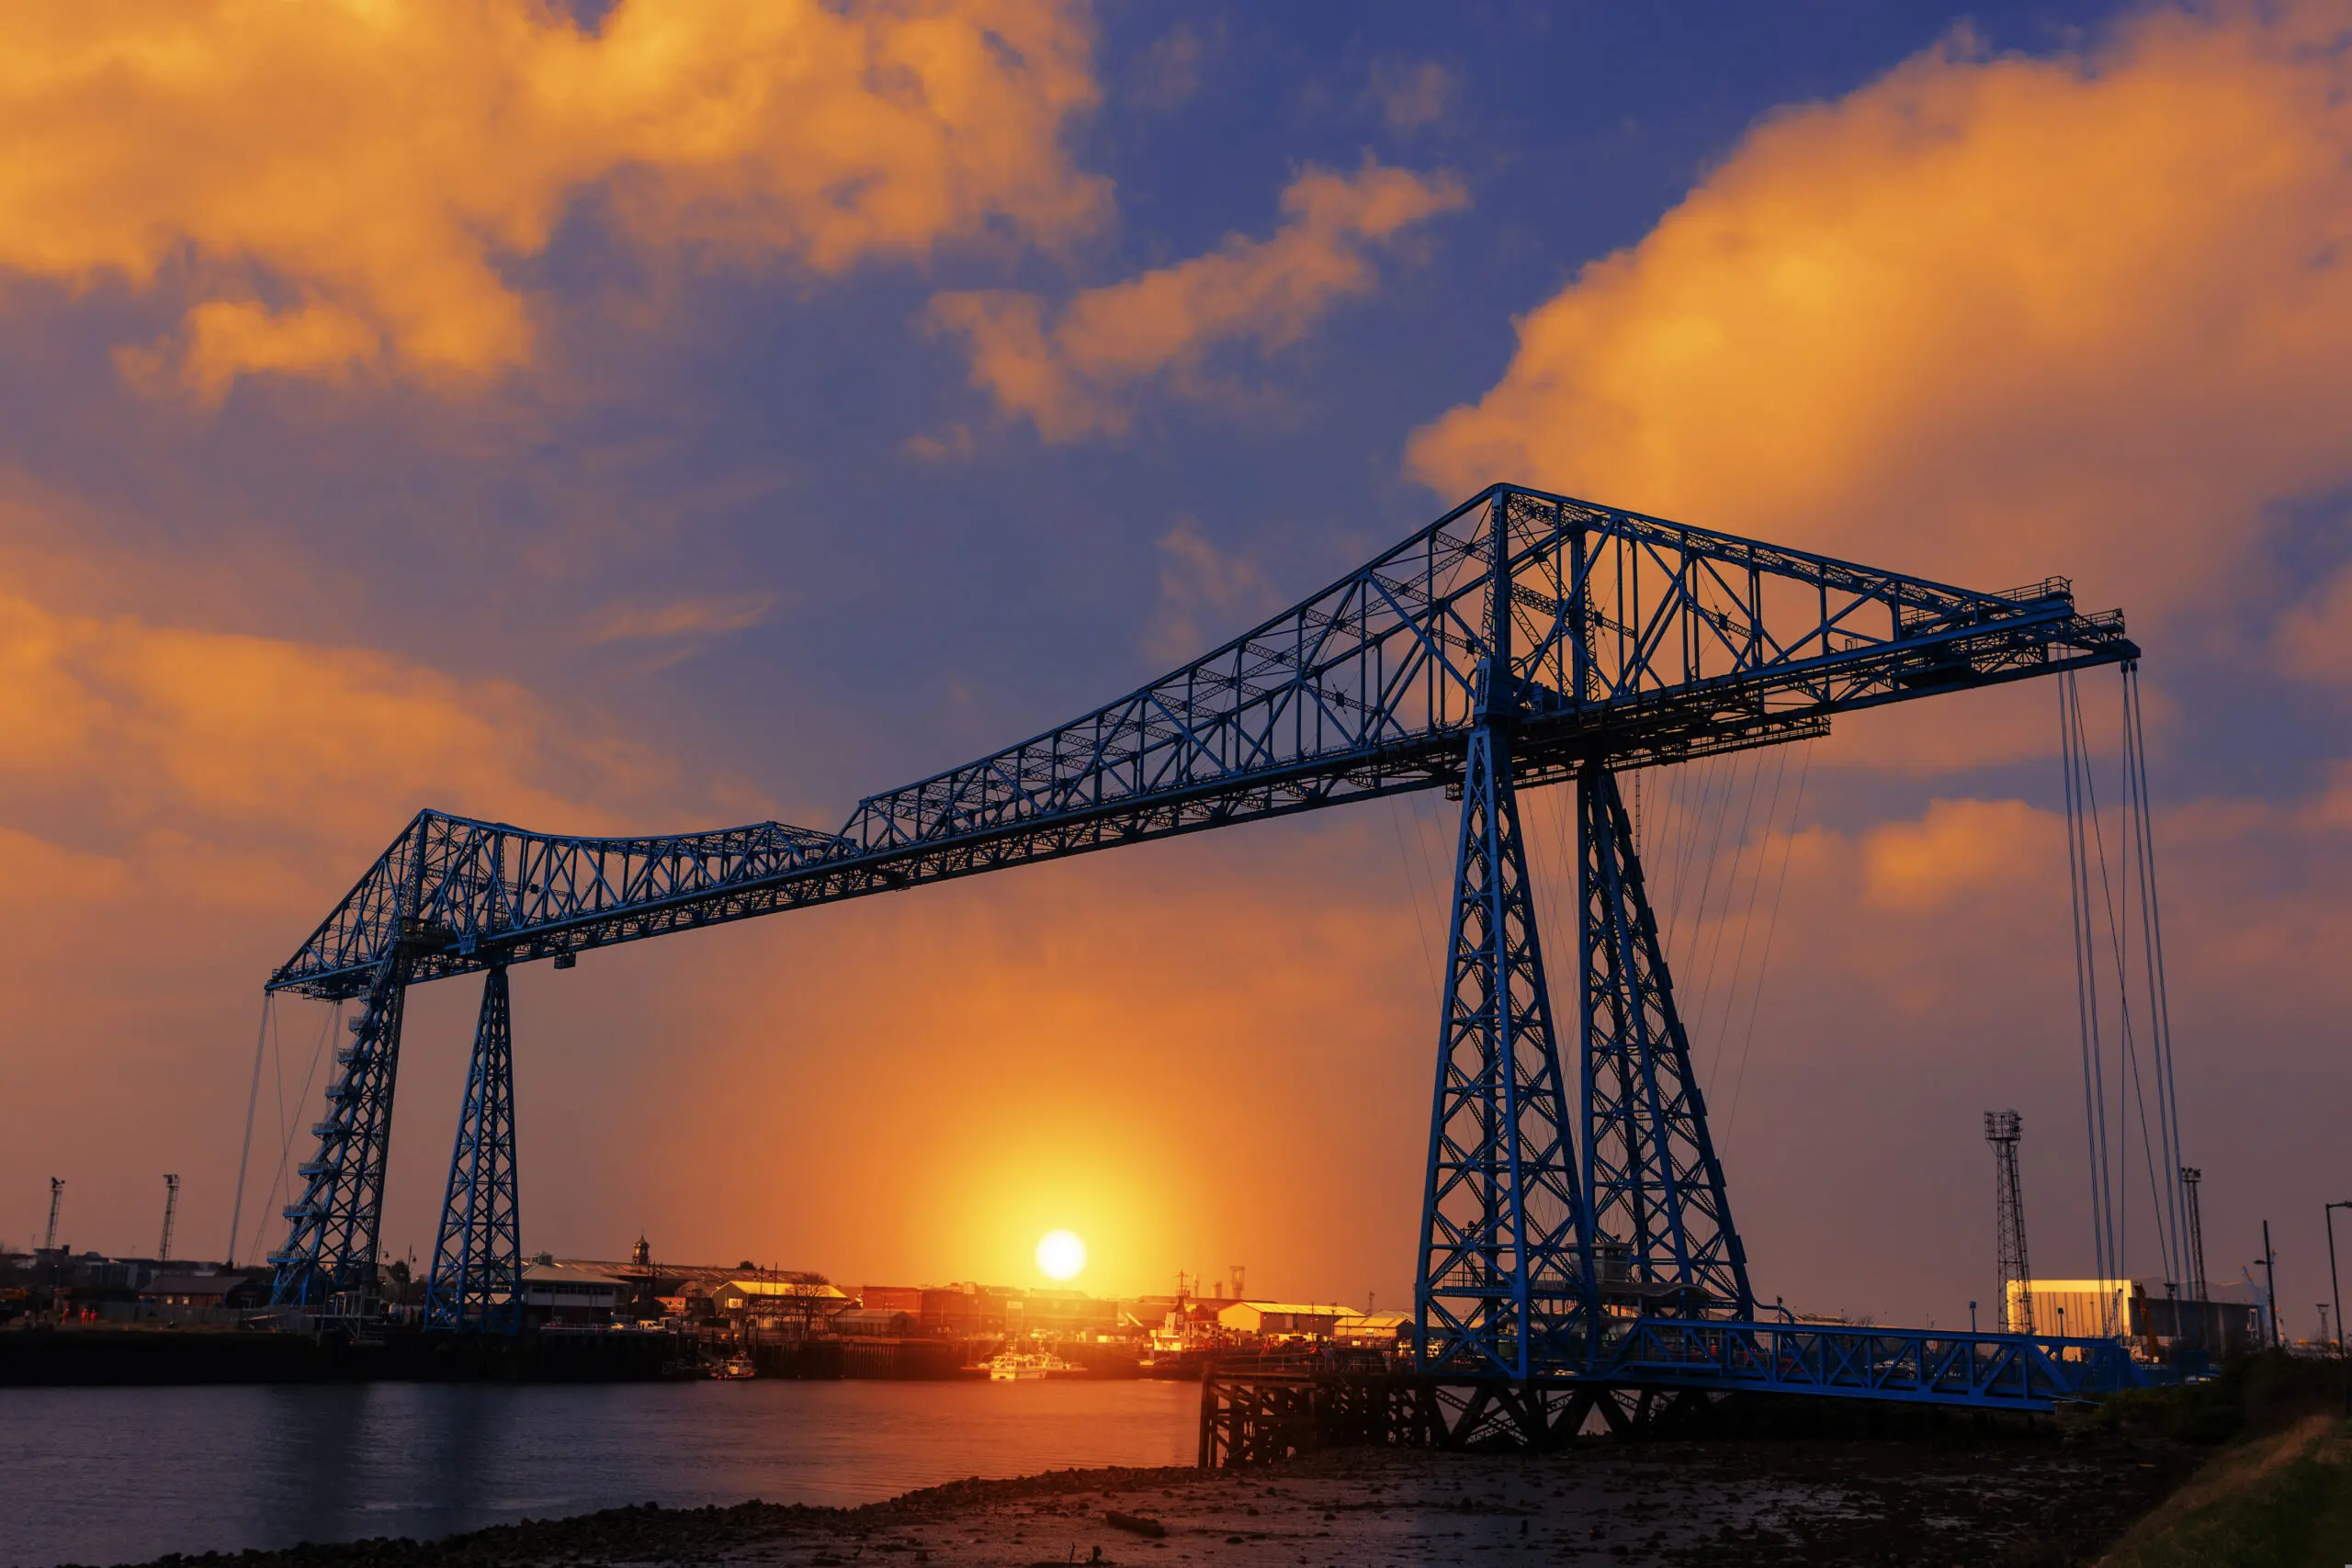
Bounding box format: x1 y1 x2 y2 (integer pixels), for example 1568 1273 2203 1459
257 484 2145 1429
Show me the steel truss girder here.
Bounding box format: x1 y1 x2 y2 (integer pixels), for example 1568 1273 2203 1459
267 484 2136 1000
423 966 522 1333
1416 720 1588 1380
1599 1317 2149 1408
1577 761 1750 1317
269 949 409 1305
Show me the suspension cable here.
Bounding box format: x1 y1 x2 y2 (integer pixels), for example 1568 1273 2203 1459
225 993 274 1269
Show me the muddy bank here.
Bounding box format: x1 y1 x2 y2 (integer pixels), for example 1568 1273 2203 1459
107 1431 2196 1568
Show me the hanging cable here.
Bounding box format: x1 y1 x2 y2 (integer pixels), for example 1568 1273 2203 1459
1702 744 1791 1097
1387 796 1441 997
1689 748 1772 1063
1722 739 1813 1144
2123 663 2189 1290
225 994 274 1269
2062 671 2119 1324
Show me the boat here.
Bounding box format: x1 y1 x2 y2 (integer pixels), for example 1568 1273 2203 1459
715 1352 758 1380
971 1348 1086 1381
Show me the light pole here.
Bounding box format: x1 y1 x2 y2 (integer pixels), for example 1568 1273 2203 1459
2261 1220 2281 1350
2325 1201 2351 1359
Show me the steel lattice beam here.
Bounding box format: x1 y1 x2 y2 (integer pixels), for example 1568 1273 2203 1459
267 484 2135 1001
422 967 522 1332
260 483 2140 1350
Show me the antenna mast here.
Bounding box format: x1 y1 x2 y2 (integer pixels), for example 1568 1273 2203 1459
1985 1111 2033 1333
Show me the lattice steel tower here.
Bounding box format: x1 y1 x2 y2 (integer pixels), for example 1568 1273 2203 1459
1985 1111 2032 1334
2180 1166 2207 1303
423 965 523 1332
256 483 2140 1376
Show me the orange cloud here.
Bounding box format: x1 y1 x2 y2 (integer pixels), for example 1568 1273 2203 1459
1861 797 2063 912
0 585 693 861
586 592 774 645
1407 3 2352 625
929 160 1467 439
1142 517 1276 664
0 0 1106 399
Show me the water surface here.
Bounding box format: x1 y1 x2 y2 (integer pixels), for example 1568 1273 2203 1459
0 1380 1196 1568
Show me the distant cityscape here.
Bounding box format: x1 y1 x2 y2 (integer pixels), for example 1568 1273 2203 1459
0 1235 1415 1380
0 1226 2288 1383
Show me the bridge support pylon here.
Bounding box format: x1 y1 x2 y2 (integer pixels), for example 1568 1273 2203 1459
1574 760 1751 1320
424 964 523 1333
270 950 411 1308
1415 716 1589 1380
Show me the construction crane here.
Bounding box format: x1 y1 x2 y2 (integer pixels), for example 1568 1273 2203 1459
1984 1112 2032 1333
43 1178 62 1251
256 484 2140 1409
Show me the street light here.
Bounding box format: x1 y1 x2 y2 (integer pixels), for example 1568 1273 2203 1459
2325 1201 2352 1359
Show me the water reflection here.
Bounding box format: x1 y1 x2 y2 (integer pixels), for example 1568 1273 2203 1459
0 1380 1195 1568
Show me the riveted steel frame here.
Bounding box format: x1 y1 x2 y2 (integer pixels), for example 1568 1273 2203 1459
1577 761 1751 1318
259 485 2142 1362
267 946 411 1305
1602 1317 2146 1407
267 486 2135 1003
423 966 522 1333
1414 718 1588 1380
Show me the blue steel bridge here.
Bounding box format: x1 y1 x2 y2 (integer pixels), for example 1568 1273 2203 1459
260 483 2148 1430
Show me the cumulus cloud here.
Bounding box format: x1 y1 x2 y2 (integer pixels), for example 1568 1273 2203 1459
928 160 1467 439
1407 3 2352 626
0 0 1107 399
1142 517 1277 664
0 586 678 855
1861 797 2062 912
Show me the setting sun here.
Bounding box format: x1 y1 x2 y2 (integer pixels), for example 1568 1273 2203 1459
1034 1229 1087 1281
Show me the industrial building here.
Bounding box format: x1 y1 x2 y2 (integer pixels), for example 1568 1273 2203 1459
2009 1279 2265 1359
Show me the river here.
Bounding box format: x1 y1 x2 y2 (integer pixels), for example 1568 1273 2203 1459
0 1380 1198 1568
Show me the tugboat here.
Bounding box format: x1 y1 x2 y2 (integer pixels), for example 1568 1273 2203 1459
715 1350 758 1380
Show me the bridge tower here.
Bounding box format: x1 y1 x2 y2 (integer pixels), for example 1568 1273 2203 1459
424 965 523 1332
270 950 411 1306
1415 496 1750 1393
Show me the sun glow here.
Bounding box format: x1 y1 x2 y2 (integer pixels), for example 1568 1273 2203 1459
1035 1229 1087 1281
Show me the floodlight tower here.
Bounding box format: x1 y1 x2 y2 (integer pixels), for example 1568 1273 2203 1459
1985 1111 2032 1334
2180 1167 2208 1303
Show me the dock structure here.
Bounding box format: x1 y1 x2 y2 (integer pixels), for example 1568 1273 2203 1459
1199 1319 2156 1465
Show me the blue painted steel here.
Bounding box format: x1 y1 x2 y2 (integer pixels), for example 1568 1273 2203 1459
268 946 410 1305
422 966 522 1333
1599 1317 2155 1410
255 484 2143 1367
1415 710 1586 1380
1576 761 1750 1318
266 487 2135 1003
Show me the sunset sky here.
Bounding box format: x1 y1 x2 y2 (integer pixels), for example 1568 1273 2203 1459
2 0 2347 1334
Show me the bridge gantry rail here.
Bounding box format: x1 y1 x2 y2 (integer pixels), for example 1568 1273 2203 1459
260 483 2146 1418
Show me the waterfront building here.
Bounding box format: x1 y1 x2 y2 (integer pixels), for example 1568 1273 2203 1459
521 1260 628 1325
1213 1301 1356 1340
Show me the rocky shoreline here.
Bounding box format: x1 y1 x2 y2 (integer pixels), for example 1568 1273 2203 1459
102 1430 2199 1568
